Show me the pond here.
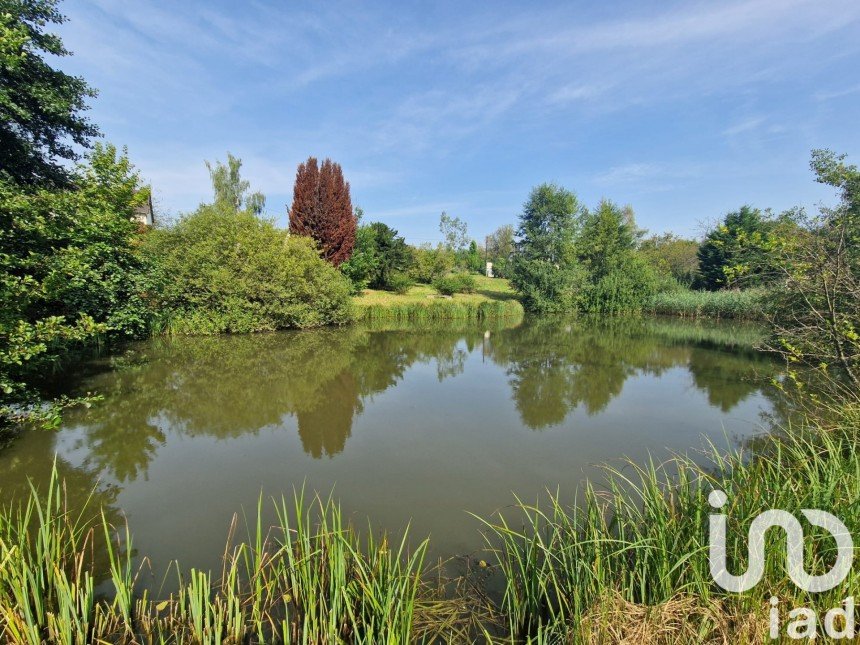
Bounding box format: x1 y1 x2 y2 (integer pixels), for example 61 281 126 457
0 316 786 583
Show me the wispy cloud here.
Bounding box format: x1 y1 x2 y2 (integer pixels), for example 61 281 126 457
814 84 860 101
592 163 704 194
56 0 860 239
722 117 767 137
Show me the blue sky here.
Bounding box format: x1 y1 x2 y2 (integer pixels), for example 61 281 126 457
57 0 860 244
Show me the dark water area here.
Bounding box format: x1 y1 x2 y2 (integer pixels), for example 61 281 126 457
0 316 787 585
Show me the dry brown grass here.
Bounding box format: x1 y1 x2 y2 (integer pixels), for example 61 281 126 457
577 594 769 645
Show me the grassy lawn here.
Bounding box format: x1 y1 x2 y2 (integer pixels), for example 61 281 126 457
354 275 518 305
352 275 523 321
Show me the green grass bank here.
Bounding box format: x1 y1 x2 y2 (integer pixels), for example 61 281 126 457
352 275 525 323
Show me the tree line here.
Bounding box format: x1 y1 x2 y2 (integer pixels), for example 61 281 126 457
2 0 857 431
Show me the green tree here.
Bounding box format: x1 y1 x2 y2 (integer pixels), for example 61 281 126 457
205 153 265 214
769 150 860 392
639 233 700 288
408 244 454 284
0 144 151 428
577 201 661 313
486 224 515 278
465 240 483 274
363 222 411 290
697 206 775 290
577 200 639 280
340 208 381 293
439 212 469 252
0 0 99 186
510 183 585 313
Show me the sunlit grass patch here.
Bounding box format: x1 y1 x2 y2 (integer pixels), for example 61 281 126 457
353 276 524 322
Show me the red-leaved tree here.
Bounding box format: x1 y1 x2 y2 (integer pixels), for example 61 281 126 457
289 157 356 266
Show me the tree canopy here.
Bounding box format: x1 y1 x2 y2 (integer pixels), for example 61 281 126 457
0 0 99 186
697 206 775 290
205 153 265 214
289 157 356 266
510 183 585 313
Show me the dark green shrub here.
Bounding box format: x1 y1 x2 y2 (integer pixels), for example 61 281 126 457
453 273 477 293
432 276 457 296
340 222 378 294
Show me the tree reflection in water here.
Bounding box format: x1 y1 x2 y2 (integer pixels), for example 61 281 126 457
7 317 784 483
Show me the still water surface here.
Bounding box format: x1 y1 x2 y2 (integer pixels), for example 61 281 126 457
0 316 785 580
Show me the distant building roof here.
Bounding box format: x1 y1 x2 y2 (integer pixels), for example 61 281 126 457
133 191 154 227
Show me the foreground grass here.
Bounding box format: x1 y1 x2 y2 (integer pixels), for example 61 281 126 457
479 406 860 642
648 288 770 320
353 276 524 323
0 480 448 644
3 407 859 643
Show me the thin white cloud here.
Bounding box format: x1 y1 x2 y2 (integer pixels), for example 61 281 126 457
592 163 704 192
723 117 767 137
547 83 610 105
814 84 860 101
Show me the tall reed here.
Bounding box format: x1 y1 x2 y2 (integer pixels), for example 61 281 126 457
0 476 432 643
476 413 860 641
355 299 524 323
648 288 770 319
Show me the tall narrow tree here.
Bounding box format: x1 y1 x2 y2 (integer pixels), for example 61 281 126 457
289 157 356 266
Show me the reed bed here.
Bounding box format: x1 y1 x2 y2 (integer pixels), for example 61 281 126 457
648 288 770 320
0 479 441 644
355 299 524 323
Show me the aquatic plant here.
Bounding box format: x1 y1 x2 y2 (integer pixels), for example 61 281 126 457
648 287 770 319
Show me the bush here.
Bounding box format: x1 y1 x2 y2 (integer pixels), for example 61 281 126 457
409 245 454 284
432 273 476 296
141 206 353 333
387 272 413 295
580 255 663 314
510 259 585 313
1 145 153 428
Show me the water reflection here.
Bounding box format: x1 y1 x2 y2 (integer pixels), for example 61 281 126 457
52 325 493 475
0 316 790 578
487 317 776 430
24 317 781 478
